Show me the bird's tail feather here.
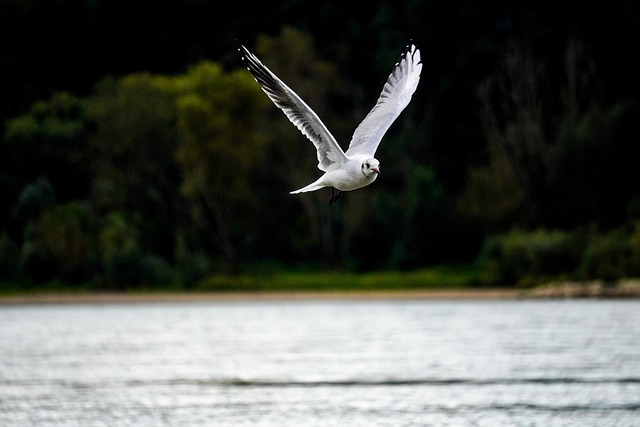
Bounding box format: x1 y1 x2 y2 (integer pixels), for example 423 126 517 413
290 181 326 194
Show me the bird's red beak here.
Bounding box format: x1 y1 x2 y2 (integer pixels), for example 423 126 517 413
372 167 380 175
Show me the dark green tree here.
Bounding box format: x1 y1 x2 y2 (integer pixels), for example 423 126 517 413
173 62 270 272
87 73 181 261
4 92 89 211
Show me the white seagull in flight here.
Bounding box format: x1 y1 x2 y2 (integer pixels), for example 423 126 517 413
239 42 422 205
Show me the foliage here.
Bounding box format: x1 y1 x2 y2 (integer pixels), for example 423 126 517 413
1 3 639 290
478 229 581 286
173 62 270 271
479 225 640 286
195 265 479 292
459 40 640 232
253 28 355 265
11 177 56 224
24 202 97 282
97 212 165 290
4 92 89 199
88 74 178 218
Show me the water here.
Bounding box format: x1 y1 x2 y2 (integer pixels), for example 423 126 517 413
1 298 639 426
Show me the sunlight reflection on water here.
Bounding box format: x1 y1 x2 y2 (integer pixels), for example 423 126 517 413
1 299 639 426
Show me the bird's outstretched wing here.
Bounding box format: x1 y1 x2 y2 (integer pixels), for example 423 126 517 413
346 44 422 157
239 44 348 172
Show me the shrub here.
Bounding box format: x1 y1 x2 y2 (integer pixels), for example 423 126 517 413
577 227 632 281
478 229 582 286
479 224 640 286
102 251 172 290
98 212 173 289
22 202 97 282
627 221 640 276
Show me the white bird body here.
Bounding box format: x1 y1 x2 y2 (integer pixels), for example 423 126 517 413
290 154 380 194
239 42 422 204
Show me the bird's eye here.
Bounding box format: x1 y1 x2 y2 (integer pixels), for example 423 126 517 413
365 162 370 168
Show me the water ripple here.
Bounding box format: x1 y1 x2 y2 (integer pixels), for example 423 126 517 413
1 300 639 426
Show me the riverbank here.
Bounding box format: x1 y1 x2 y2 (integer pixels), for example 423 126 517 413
0 289 519 305
528 279 640 298
1 279 639 305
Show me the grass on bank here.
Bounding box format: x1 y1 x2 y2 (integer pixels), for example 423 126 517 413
194 264 480 293
0 264 482 295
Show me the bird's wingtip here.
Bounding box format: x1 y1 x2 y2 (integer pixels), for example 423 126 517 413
237 41 252 57
401 40 420 62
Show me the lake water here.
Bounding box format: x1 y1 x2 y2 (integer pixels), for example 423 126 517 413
1 298 639 426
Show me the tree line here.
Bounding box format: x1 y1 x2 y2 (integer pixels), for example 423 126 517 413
1 1 639 289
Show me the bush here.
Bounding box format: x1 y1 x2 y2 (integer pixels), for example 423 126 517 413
576 224 640 281
98 212 174 289
627 221 640 276
102 251 173 290
478 229 582 286
22 202 97 282
12 178 56 223
20 238 56 284
479 224 640 286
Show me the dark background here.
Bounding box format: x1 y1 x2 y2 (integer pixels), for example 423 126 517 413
1 0 639 288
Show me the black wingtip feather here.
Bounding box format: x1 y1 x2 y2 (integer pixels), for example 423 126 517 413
237 46 289 101
398 41 421 65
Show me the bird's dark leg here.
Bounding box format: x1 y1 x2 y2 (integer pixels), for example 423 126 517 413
329 188 343 205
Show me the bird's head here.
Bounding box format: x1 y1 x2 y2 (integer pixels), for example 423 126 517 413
361 158 381 178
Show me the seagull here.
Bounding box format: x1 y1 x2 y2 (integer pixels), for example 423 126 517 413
239 42 422 205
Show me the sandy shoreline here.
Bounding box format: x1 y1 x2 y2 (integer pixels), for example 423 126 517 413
0 289 522 305
1 281 640 305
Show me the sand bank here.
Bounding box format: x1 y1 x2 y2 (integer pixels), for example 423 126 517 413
2 281 639 305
